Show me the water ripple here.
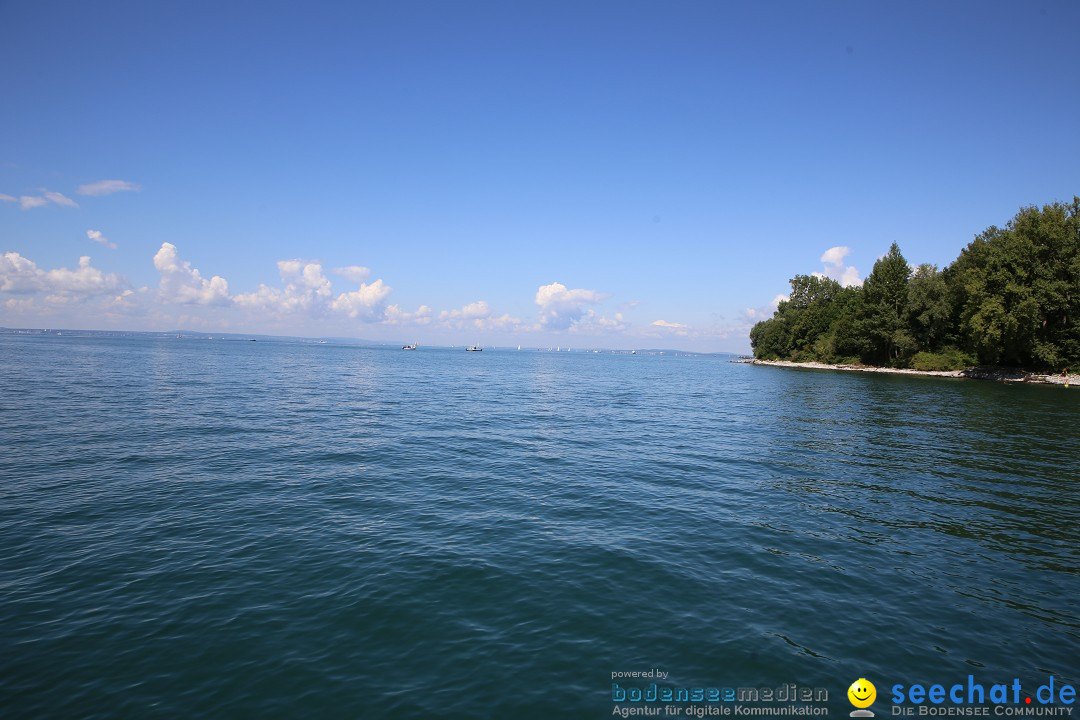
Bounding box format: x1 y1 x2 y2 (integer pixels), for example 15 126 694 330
1 336 1078 718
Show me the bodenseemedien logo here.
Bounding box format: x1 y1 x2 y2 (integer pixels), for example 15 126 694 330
848 678 876 717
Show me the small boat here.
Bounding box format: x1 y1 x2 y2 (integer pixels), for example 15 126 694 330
402 343 417 350
466 345 482 352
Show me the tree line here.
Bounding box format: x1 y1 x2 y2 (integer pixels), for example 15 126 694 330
750 198 1080 371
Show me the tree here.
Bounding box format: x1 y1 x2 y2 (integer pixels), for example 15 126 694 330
1012 197 1080 367
787 275 845 354
750 275 847 360
947 198 1079 368
906 263 951 352
749 312 792 359
750 197 1080 370
859 243 912 364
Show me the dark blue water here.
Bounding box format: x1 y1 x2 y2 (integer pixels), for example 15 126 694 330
1 335 1078 718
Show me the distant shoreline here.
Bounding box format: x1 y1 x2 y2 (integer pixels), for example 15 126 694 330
749 359 1076 386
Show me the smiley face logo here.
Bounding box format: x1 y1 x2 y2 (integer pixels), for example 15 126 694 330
848 678 876 709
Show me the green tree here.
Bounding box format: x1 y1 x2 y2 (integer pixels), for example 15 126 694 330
948 225 1038 365
906 263 951 351
750 197 1079 370
787 274 845 355
750 275 848 360
859 243 912 364
947 198 1079 368
1012 197 1080 367
749 311 792 359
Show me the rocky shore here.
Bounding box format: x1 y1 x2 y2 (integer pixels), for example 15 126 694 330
746 358 1076 386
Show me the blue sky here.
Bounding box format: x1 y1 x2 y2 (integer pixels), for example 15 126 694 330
2 0 1077 351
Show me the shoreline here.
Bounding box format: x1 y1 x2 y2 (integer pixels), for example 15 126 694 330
747 359 1076 386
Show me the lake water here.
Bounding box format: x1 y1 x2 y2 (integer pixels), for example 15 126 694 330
1 335 1077 718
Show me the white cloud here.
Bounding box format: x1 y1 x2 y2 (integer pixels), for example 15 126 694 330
744 293 788 321
4 297 35 311
44 191 79 208
570 310 627 334
487 314 522 329
279 259 333 303
236 259 331 312
76 179 141 196
0 252 46 293
439 301 481 324
1 246 414 331
331 265 372 283
153 242 231 305
0 251 126 298
15 191 79 210
438 300 521 330
45 256 126 296
535 282 605 329
330 278 393 319
0 194 16 203
820 246 847 266
235 259 393 322
838 267 860 286
19 196 48 210
645 318 691 337
87 229 117 250
462 300 491 319
594 312 627 330
812 246 861 287
384 304 432 325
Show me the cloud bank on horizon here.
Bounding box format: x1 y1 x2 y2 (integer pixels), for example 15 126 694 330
0 176 874 349
2 175 746 345
0 175 940 352
0 238 759 347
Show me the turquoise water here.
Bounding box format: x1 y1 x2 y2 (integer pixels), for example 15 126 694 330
1 335 1077 718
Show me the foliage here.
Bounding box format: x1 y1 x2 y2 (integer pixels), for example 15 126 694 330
859 243 913 365
750 198 1080 371
910 348 978 372
907 264 951 351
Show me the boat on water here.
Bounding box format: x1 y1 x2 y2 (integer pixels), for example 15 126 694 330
402 343 417 350
466 345 482 352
